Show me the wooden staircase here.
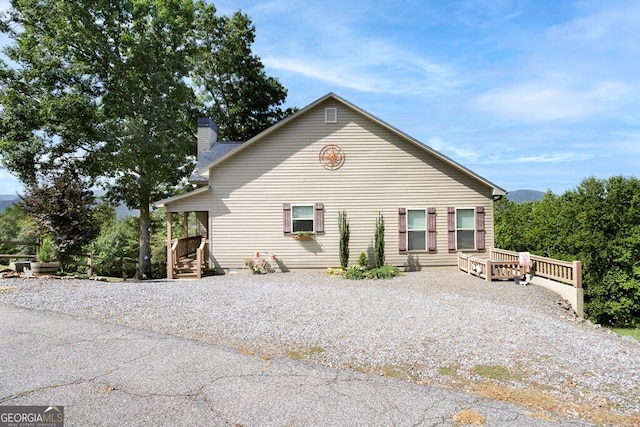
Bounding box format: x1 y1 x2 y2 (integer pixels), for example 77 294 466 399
169 236 208 279
174 255 201 279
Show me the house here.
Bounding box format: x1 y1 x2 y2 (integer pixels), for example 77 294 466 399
154 93 506 278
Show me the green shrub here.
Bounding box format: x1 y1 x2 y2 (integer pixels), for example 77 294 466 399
89 217 138 277
37 236 56 262
364 265 402 279
374 211 385 268
358 251 368 268
338 210 349 269
345 266 365 280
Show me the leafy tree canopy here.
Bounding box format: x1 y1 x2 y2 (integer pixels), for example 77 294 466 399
0 0 293 277
20 168 100 268
496 176 640 327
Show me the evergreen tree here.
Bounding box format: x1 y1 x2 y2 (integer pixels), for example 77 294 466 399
338 210 349 269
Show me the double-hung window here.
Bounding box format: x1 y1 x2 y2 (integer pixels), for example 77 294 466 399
456 208 475 250
292 205 314 233
407 209 426 251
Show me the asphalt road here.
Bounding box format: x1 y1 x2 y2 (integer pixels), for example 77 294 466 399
0 304 592 426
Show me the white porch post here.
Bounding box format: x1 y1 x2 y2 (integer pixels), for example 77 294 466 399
166 211 173 279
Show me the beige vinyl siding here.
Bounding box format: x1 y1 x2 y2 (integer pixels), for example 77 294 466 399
170 99 496 270
162 188 213 213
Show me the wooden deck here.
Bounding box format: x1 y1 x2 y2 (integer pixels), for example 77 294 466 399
458 248 584 316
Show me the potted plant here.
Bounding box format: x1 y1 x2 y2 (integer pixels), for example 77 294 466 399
31 237 60 276
294 231 315 241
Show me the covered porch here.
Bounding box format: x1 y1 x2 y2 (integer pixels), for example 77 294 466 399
165 211 210 279
153 186 213 279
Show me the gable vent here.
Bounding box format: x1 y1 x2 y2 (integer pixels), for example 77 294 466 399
325 108 337 123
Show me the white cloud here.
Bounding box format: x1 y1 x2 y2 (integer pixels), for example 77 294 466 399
466 1 640 123
426 136 480 162
264 53 455 96
472 80 630 122
452 0 523 28
243 0 459 96
425 135 591 167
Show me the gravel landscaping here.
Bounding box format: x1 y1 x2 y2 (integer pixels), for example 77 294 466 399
1 269 639 424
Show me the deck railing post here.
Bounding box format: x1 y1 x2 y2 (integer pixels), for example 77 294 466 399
485 259 492 282
87 253 93 278
573 260 582 289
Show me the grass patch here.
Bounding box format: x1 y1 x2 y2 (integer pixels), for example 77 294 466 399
380 364 413 381
452 409 485 426
612 327 640 341
438 365 458 377
287 346 324 361
472 364 520 381
473 383 558 413
473 382 640 426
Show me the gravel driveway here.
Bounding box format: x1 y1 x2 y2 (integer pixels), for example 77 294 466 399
1 269 639 425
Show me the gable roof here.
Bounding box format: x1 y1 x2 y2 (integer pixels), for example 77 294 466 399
189 141 244 184
195 92 506 197
153 184 210 208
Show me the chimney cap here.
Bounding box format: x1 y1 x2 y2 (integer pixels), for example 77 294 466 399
198 117 218 131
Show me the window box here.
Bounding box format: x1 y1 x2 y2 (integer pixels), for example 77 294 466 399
294 232 315 241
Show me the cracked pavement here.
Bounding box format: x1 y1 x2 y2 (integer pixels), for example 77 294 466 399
0 304 592 426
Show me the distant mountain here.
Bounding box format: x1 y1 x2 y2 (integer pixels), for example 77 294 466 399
0 194 138 218
507 189 545 204
0 196 19 213
0 199 18 213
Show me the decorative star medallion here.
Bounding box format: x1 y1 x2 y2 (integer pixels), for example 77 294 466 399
318 144 345 170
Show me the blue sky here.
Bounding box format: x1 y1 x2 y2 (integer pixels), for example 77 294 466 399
2 0 639 195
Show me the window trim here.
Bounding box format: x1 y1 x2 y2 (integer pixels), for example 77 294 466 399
455 207 476 251
325 107 337 123
406 208 427 252
291 204 315 233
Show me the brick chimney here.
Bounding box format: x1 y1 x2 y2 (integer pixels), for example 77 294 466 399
197 118 217 159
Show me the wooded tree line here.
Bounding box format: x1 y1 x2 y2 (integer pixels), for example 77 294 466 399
0 0 294 278
1 201 188 278
495 176 640 327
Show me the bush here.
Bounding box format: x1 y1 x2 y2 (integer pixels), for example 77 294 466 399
338 210 349 269
358 252 368 268
341 265 402 280
345 266 365 280
89 217 138 277
365 265 402 279
495 176 640 326
374 211 385 268
20 169 100 269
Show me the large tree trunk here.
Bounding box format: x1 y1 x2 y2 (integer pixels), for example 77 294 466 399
138 190 152 279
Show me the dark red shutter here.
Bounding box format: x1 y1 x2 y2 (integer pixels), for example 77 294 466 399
314 203 324 233
398 208 407 253
476 206 485 252
283 203 291 235
427 207 437 252
447 207 456 252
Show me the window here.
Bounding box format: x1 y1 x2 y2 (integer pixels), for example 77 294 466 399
292 205 314 233
283 203 324 235
456 208 475 250
407 209 426 251
325 107 337 123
